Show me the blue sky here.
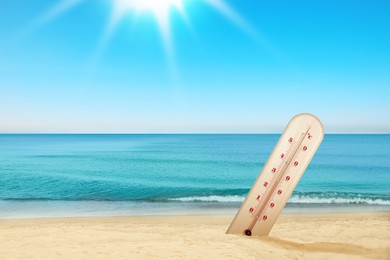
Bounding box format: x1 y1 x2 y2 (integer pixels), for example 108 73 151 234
0 0 389 133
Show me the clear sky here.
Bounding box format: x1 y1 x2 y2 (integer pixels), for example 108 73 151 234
0 0 389 133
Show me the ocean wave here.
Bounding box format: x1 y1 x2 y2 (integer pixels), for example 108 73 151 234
2 192 389 206
289 195 390 205
168 195 245 202
167 193 390 205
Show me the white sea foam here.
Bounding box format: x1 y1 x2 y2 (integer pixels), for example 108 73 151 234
168 195 245 202
288 195 390 205
168 194 390 205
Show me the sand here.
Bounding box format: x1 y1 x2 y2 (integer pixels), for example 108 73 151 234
0 212 389 259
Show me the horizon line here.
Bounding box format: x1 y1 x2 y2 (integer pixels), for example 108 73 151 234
0 132 389 135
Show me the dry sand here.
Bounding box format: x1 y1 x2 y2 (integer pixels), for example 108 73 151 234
0 212 389 259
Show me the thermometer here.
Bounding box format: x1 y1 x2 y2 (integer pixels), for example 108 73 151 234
226 113 324 236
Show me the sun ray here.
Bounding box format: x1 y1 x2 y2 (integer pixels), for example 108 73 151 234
37 0 85 26
205 0 268 46
24 0 272 82
3 0 87 48
105 0 186 84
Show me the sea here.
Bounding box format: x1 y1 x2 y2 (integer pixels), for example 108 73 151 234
0 134 389 218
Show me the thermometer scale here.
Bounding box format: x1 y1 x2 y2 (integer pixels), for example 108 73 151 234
227 113 324 236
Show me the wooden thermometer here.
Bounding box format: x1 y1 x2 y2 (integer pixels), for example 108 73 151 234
227 113 324 236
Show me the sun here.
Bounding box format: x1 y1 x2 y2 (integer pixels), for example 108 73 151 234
112 0 184 15
110 0 186 56
37 0 260 54
35 0 262 81
111 0 185 26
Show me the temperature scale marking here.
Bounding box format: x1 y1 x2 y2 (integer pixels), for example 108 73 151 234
226 113 324 236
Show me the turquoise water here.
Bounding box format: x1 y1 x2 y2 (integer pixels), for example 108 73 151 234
0 134 389 218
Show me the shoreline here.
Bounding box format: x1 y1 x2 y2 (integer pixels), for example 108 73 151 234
1 212 389 259
1 210 389 220
1 199 389 220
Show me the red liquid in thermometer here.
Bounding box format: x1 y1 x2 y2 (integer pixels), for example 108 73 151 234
226 113 324 236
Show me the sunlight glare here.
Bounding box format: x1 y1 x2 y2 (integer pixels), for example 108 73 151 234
110 0 186 65
33 0 265 83
111 0 184 24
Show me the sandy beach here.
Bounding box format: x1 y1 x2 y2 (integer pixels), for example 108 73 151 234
0 212 389 259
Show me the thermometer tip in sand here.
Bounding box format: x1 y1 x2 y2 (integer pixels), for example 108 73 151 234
227 113 324 236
